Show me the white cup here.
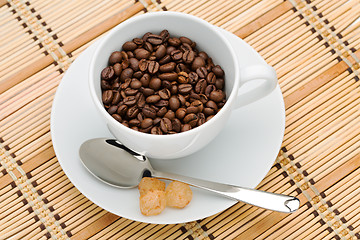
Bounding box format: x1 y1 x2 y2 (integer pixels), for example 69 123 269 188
89 11 277 159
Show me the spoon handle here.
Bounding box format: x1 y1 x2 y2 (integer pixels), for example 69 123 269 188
152 170 299 213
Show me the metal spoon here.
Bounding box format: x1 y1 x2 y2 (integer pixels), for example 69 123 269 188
79 138 300 213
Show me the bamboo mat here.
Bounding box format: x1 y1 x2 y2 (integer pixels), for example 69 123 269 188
1 0 360 239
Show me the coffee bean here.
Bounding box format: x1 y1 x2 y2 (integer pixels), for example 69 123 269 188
131 126 139 131
180 43 192 52
206 100 218 111
183 113 198 127
102 90 113 105
188 72 198 84
120 68 133 81
175 108 186 119
133 37 143 45
155 45 166 59
159 55 171 65
157 107 167 117
143 42 153 53
112 91 121 105
141 118 153 129
121 59 129 69
177 71 189 84
124 88 138 96
160 118 172 133
209 90 225 102
192 57 205 70
177 94 186 106
212 65 224 77
120 90 126 99
189 91 200 102
142 87 155 97
164 110 175 120
129 119 141 127
177 84 192 95
191 100 204 112
175 63 189 73
172 118 181 132
179 36 193 45
134 48 150 60
198 51 208 60
158 72 178 81
147 61 160 74
113 63 123 76
122 120 129 127
121 51 129 60
166 46 176 55
133 70 143 79
195 79 207 94
146 95 161 103
169 95 180 111
205 85 216 97
215 78 225 90
160 62 176 72
112 81 120 89
101 66 115 80
197 112 206 126
129 58 140 71
127 106 139 118
101 80 112 90
162 80 171 89
139 59 148 72
170 50 183 61
117 104 128 116
121 78 131 89
142 32 151 41
140 73 150 87
206 72 216 84
137 93 146 108
124 96 137 106
155 100 169 107
160 30 170 42
170 84 178 95
151 126 163 135
109 51 122 65
112 114 122 122
122 41 137 51
196 67 208 79
181 124 191 132
159 88 171 99
130 79 142 89
168 37 181 46
108 105 118 115
182 50 195 64
142 106 156 119
127 51 134 58
218 99 226 108
147 34 163 45
186 106 198 114
149 77 161 90
203 107 215 116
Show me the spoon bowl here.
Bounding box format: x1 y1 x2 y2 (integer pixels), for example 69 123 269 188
79 138 300 213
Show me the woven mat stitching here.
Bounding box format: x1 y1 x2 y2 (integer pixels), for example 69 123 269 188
0 143 69 239
278 149 355 239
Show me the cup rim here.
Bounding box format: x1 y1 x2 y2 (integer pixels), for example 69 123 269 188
89 11 240 139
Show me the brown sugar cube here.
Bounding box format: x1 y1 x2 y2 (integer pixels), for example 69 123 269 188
139 190 166 216
138 177 166 196
165 181 193 208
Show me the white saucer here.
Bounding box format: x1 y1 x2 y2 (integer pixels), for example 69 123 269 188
50 27 285 224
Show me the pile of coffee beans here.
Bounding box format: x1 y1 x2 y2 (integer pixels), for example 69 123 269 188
100 30 226 135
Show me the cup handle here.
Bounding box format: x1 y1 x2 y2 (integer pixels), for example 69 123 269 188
234 64 278 109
